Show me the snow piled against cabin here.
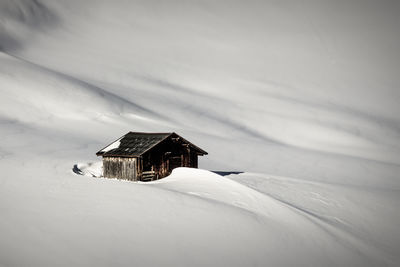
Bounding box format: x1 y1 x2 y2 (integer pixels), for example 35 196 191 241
1 0 400 266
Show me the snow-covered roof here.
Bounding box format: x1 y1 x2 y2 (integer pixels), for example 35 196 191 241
96 132 208 157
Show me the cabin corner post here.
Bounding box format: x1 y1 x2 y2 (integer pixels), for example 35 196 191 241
102 157 106 178
137 156 143 181
187 146 191 167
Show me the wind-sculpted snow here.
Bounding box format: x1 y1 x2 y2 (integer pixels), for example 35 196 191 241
0 0 58 52
229 172 400 265
1 0 399 164
0 0 400 266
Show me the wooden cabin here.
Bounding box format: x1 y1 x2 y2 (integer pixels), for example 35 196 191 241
96 132 208 181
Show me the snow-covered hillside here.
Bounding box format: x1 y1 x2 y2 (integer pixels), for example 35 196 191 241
1 0 399 266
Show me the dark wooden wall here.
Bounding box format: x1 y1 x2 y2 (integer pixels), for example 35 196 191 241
141 138 200 179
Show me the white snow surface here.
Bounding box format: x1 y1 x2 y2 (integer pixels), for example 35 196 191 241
1 0 400 266
100 138 121 153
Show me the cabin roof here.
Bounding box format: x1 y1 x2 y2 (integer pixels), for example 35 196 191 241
96 132 208 157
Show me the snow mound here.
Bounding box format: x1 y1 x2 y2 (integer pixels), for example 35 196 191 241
73 161 103 178
153 168 289 219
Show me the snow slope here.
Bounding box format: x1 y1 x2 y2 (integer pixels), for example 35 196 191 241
1 0 400 266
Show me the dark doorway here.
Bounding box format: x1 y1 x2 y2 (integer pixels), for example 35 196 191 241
169 156 182 172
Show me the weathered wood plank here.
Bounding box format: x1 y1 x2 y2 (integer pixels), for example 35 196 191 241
103 157 137 181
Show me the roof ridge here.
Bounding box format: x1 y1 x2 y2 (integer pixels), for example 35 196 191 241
128 131 173 135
